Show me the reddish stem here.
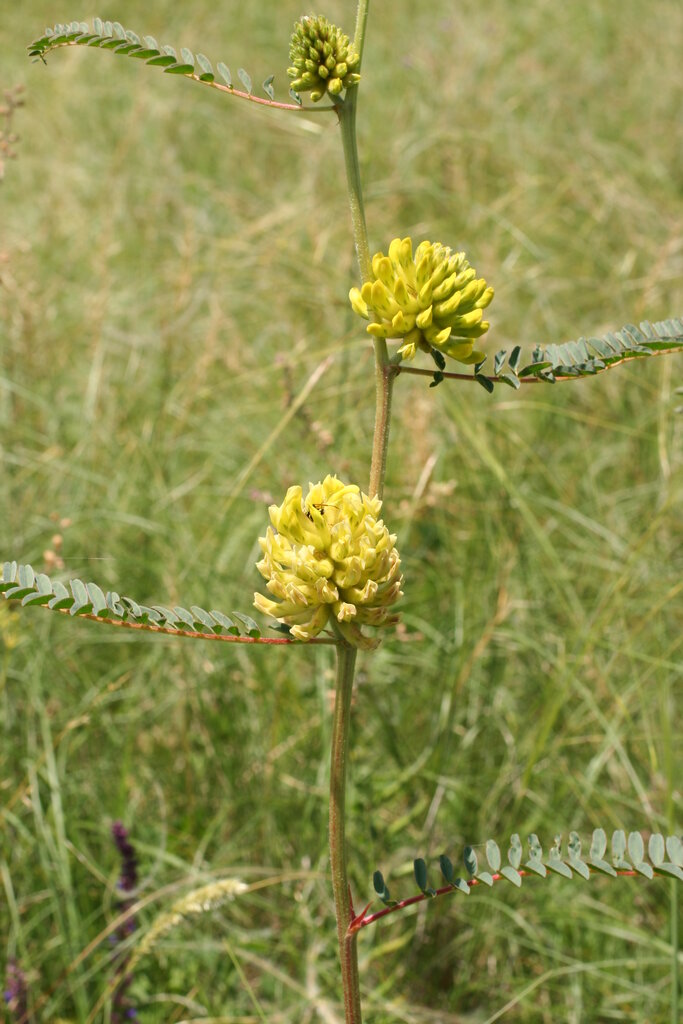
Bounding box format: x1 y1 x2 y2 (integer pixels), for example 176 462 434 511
348 869 645 935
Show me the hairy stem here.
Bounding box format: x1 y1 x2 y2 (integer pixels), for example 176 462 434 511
337 2 396 501
672 879 680 1024
329 640 362 1024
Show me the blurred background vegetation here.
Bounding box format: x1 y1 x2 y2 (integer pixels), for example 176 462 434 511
1 0 682 1020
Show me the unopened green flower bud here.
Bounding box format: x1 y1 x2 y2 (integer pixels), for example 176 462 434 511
349 237 494 365
288 15 361 102
254 475 402 649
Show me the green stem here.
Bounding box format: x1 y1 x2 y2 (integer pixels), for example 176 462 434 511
329 640 362 1024
672 878 680 1024
336 53 396 500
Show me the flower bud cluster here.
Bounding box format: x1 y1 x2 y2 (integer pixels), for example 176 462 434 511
254 476 402 649
288 16 361 102
350 237 494 365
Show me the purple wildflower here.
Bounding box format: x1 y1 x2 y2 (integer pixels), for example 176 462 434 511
3 958 28 1022
110 821 139 1024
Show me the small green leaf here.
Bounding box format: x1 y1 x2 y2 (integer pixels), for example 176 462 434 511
463 846 477 876
666 836 683 866
414 858 428 892
1 562 18 591
508 345 522 372
237 67 252 93
48 581 73 610
289 87 302 106
373 870 391 903
86 582 108 616
500 866 522 887
648 834 665 866
628 831 644 865
451 878 470 895
172 606 197 629
486 840 501 873
151 605 179 625
612 830 630 869
475 373 494 394
121 596 142 618
547 837 571 878
494 349 507 374
70 578 93 615
262 74 275 100
591 828 608 860
508 834 522 870
231 611 261 638
439 854 454 884
129 47 160 60
146 54 178 67
22 574 53 606
106 592 125 617
217 62 232 87
196 53 214 81
190 605 219 632
19 565 36 590
475 871 494 887
567 831 590 880
497 371 520 390
525 836 546 876
657 862 683 881
180 46 194 65
164 62 195 75
210 609 239 635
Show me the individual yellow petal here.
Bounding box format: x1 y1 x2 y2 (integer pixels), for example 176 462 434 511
349 286 369 318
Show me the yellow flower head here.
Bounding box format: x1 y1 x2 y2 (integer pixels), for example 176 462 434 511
349 237 494 365
287 15 361 102
254 475 402 649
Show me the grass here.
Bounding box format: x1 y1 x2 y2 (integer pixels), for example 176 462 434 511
1 0 682 1020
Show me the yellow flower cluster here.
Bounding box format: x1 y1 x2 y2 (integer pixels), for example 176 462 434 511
350 237 493 365
254 476 402 649
287 15 361 102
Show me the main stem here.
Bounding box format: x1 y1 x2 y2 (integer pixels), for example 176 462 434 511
329 640 362 1023
672 878 680 1024
328 5 401 1021
336 62 396 500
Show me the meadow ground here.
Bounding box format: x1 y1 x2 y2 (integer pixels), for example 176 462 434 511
1 1 682 1020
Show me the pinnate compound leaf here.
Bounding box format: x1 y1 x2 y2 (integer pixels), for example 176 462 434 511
368 828 681 928
28 20 283 107
1 562 269 642
517 317 683 382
